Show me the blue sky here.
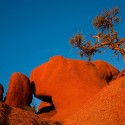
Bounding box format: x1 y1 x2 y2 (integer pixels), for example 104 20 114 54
0 0 125 108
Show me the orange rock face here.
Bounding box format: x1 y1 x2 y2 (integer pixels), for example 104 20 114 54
0 83 4 101
93 60 120 82
38 102 52 112
37 101 56 118
64 76 125 125
30 56 119 120
6 72 32 107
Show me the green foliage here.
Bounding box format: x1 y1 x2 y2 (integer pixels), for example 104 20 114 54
69 7 125 61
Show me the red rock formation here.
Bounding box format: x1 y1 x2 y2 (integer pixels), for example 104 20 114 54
6 72 32 107
93 60 120 82
37 101 56 119
0 83 4 101
0 102 62 125
30 56 119 120
64 76 125 125
117 68 125 78
38 102 53 112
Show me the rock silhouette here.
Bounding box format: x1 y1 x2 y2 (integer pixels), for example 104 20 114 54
30 56 119 120
5 72 32 107
0 83 4 101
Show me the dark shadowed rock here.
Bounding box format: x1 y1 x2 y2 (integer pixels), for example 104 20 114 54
0 102 62 125
30 56 119 120
93 60 120 82
38 101 55 114
0 83 4 101
5 72 32 107
117 68 125 78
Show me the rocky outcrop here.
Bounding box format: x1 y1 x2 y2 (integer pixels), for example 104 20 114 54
38 102 53 112
116 68 125 78
0 102 11 125
93 60 120 82
38 101 55 114
64 76 125 125
0 83 4 101
5 72 32 107
30 56 119 120
37 101 57 119
0 102 62 125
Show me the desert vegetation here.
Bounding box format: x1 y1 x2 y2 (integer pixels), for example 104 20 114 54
70 7 125 61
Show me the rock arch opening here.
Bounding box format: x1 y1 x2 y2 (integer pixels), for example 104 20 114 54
37 95 55 114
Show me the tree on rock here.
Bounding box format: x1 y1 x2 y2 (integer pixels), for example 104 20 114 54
69 7 125 61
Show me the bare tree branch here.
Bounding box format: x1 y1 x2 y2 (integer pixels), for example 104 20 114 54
69 7 125 62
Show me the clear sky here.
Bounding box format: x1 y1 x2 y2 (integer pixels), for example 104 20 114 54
0 0 125 108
